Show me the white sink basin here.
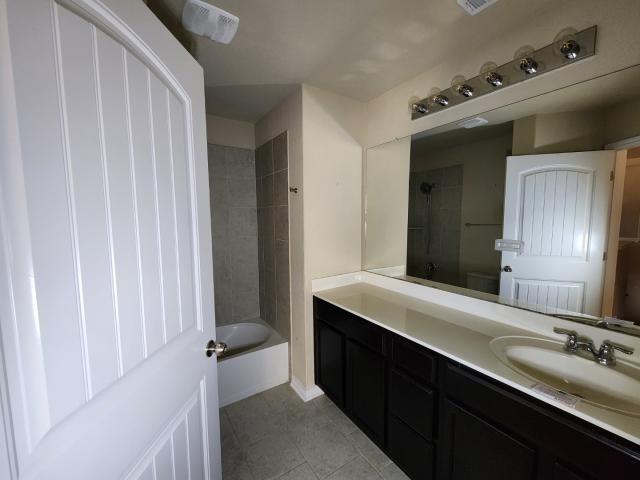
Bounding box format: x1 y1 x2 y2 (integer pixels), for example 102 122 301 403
490 336 640 416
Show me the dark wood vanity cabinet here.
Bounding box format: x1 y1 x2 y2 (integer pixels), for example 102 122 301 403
314 319 345 408
347 338 386 444
313 296 640 480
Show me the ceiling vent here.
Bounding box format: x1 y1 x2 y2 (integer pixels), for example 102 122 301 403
457 0 499 16
457 117 489 129
182 0 239 44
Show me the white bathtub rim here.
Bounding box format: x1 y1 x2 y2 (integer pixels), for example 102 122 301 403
216 322 270 352
217 317 286 362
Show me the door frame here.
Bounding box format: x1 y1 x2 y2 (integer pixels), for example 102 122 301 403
1 0 25 475
601 150 628 316
602 136 640 317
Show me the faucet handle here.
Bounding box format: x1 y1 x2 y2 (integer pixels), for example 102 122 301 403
554 327 577 336
600 340 634 356
554 327 579 351
597 340 634 366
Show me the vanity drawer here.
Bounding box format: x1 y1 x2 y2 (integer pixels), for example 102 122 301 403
346 316 386 355
314 296 386 355
389 369 435 441
388 415 435 480
314 297 351 331
391 335 437 385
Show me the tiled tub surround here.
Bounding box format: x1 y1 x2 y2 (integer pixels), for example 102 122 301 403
312 271 640 447
406 165 463 284
256 132 291 340
220 384 410 480
208 144 260 325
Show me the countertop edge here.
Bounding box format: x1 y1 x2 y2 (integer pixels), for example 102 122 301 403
313 289 640 448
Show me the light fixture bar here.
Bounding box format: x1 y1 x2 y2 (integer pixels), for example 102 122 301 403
411 26 597 120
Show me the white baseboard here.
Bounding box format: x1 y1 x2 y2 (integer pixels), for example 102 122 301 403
290 376 324 402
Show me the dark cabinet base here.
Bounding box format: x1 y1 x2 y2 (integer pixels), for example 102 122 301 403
347 339 386 445
313 296 640 480
388 415 435 480
440 399 536 480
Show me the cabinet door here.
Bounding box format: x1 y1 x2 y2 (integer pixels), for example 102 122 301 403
315 319 346 407
347 340 386 445
440 399 537 480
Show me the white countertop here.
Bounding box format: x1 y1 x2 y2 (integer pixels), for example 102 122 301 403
313 275 640 447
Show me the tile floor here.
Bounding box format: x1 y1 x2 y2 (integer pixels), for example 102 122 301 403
220 384 410 480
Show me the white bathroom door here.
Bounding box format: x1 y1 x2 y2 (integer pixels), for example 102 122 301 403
500 151 615 316
0 0 220 479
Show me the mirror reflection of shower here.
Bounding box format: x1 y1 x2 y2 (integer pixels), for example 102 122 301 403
420 181 436 254
420 181 439 279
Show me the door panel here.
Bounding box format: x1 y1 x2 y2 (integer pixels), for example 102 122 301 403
512 279 585 313
95 27 146 375
0 0 218 478
441 400 537 480
519 168 594 259
315 320 345 407
347 340 386 444
500 152 615 316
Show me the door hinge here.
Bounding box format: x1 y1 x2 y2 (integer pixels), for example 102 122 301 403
603 251 607 261
610 170 615 181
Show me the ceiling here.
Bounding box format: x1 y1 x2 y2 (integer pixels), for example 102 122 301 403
148 0 558 123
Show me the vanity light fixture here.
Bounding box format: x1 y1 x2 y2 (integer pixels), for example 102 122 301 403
485 71 503 87
411 25 597 120
519 57 539 75
412 102 429 115
454 83 474 97
430 94 449 107
560 39 581 59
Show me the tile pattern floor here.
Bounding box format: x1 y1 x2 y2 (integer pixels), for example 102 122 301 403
220 384 410 480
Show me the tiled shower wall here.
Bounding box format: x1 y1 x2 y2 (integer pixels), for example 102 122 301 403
407 165 463 285
208 144 260 326
256 133 290 340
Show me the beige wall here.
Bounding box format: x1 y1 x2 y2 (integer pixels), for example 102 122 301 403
206 114 255 149
300 85 366 386
302 85 366 279
603 97 640 146
364 137 411 270
512 111 604 155
511 97 640 155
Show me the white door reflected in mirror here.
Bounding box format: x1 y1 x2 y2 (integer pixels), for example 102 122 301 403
499 151 615 317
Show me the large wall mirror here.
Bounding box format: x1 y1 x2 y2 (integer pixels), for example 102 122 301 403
364 65 640 333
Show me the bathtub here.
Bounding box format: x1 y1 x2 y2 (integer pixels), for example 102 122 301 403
216 318 289 407
217 322 271 357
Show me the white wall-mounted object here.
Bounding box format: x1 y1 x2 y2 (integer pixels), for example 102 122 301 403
495 239 524 253
182 0 239 44
0 0 220 478
457 0 499 16
457 116 489 129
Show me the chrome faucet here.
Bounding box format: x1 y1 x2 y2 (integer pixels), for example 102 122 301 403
554 327 634 367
